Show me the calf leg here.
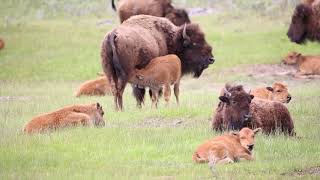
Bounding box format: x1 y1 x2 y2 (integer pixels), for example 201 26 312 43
133 86 145 108
151 89 159 109
163 84 171 106
173 81 180 105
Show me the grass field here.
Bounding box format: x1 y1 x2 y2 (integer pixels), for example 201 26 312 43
1 0 320 179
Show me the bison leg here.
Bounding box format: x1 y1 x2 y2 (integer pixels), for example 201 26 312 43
151 89 159 109
163 84 171 106
116 78 127 111
173 81 180 105
133 86 146 108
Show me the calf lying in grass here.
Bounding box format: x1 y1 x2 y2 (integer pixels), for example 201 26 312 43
23 103 105 134
74 75 111 97
250 82 292 103
193 127 261 164
283 52 320 76
130 54 181 108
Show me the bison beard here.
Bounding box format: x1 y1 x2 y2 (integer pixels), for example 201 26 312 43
101 15 214 110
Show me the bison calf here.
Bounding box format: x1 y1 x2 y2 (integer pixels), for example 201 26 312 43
130 54 181 108
283 52 320 76
74 76 112 97
23 103 105 134
250 82 291 103
0 38 4 50
193 127 261 164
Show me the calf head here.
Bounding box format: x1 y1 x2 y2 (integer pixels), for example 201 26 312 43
266 82 292 103
232 127 261 152
219 86 254 130
282 52 301 65
91 103 105 127
165 8 191 26
287 4 312 44
177 24 215 77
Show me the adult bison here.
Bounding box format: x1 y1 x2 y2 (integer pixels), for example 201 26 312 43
101 15 214 110
111 0 191 26
287 1 320 44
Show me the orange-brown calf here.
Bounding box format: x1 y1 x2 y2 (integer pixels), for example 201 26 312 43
129 54 181 108
0 38 4 50
193 128 261 164
250 82 291 103
23 103 105 134
74 76 112 97
283 52 320 76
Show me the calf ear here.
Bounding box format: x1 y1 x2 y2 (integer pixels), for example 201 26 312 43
96 102 101 109
219 96 230 105
253 128 262 134
266 87 273 92
231 131 239 136
296 53 302 58
250 95 254 100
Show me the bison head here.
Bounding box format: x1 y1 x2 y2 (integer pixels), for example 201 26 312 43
231 127 261 152
92 103 105 127
177 24 214 77
282 51 301 65
287 4 312 44
266 82 292 103
165 8 191 26
219 86 254 130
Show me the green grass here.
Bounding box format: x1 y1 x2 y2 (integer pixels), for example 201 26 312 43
1 0 320 179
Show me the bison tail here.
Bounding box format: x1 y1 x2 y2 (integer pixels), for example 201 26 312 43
111 0 116 11
108 32 126 80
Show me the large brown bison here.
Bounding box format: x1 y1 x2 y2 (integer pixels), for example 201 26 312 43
287 1 320 43
111 0 191 26
101 15 214 110
212 84 295 135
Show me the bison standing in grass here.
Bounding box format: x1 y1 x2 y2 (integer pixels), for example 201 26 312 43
212 84 295 135
101 15 214 110
287 1 320 44
111 0 190 26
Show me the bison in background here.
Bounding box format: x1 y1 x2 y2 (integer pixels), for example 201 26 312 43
101 15 214 110
130 54 181 108
193 127 261 164
283 51 320 76
287 1 320 44
250 82 292 103
111 0 190 26
212 84 295 135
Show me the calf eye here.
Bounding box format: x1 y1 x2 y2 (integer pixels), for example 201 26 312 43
276 90 282 93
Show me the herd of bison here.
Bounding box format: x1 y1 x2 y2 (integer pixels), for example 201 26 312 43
2 0 320 168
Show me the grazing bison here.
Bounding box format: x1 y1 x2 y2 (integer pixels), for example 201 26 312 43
250 82 292 103
130 54 181 108
212 85 295 135
212 84 254 131
0 38 4 50
193 127 261 164
111 0 191 26
287 2 320 43
23 103 105 134
283 51 320 75
74 76 112 97
101 15 214 110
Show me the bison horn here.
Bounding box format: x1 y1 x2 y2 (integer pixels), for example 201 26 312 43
223 88 231 97
182 23 190 40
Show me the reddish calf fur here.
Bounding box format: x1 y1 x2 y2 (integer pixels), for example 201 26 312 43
0 38 4 50
250 82 292 103
74 76 112 97
23 103 105 134
129 54 181 108
193 128 261 164
283 52 320 76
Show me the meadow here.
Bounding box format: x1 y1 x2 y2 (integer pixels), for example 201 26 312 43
1 0 320 179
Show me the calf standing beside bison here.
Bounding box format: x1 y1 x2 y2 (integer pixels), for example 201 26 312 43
101 15 214 111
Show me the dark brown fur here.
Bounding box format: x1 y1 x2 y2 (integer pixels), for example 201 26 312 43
112 0 190 26
287 2 320 43
101 15 214 110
